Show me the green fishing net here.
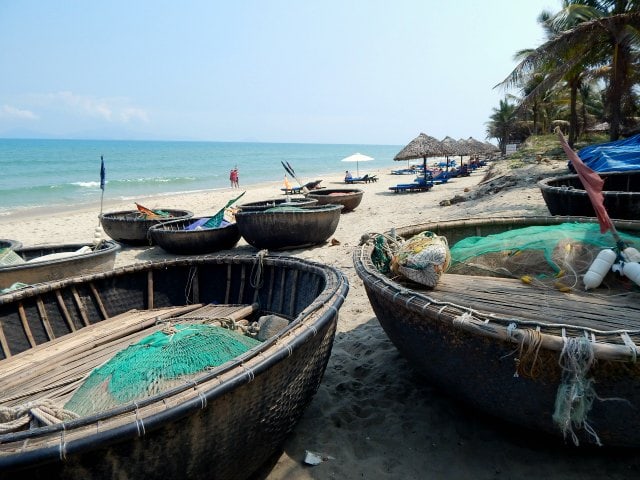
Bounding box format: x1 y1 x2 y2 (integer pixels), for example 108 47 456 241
64 323 261 416
448 222 640 291
371 235 392 273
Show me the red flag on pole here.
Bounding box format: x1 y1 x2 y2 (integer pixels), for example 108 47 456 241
557 130 614 234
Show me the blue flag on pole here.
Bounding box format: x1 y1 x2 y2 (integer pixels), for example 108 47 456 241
100 155 105 191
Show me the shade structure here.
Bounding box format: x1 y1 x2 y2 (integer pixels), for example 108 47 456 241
394 133 447 181
466 137 490 155
441 136 468 170
441 136 466 156
341 152 374 176
484 141 500 155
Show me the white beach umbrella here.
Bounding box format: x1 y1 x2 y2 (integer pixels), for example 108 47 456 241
341 152 374 176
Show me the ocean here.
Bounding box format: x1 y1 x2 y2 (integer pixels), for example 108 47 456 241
0 139 401 216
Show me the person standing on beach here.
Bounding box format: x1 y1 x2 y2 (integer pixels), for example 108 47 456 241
230 168 239 188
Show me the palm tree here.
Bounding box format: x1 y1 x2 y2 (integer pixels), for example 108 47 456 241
500 1 640 142
578 79 605 134
486 99 518 154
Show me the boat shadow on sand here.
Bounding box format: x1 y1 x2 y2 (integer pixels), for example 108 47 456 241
267 317 640 479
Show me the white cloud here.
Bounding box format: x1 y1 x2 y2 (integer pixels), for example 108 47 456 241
30 91 149 124
120 107 149 123
1 105 38 120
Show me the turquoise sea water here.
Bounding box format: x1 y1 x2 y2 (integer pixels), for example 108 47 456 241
0 139 401 216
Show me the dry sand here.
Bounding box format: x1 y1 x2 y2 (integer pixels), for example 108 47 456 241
2 158 639 479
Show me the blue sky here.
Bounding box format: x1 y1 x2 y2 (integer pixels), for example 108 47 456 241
0 1 556 145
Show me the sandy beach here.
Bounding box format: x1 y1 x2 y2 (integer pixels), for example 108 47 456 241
2 158 639 479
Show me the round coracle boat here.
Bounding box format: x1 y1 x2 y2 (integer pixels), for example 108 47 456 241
235 204 343 250
100 209 193 246
305 188 363 213
538 170 640 220
0 253 348 479
0 241 121 291
354 215 640 447
148 217 241 255
237 197 317 212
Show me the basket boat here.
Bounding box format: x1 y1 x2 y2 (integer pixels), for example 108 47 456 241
235 204 343 250
538 170 640 220
148 217 241 254
354 215 640 447
0 240 22 250
99 209 193 245
0 241 120 291
0 254 348 479
305 188 363 212
237 197 318 212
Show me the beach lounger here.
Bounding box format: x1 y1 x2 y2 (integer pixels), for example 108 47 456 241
304 179 323 190
281 179 324 195
281 186 304 195
345 174 370 184
388 183 433 193
388 178 434 193
430 171 449 184
455 165 470 177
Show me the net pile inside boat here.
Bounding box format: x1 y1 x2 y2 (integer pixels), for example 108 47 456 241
64 323 261 416
448 223 640 292
390 231 451 288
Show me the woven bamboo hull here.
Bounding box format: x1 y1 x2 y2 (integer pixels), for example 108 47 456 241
539 170 640 220
148 217 241 254
235 205 343 250
354 215 640 447
306 189 363 212
0 255 348 479
99 209 194 245
0 241 120 290
237 197 318 212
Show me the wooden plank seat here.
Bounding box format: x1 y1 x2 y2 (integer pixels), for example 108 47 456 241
412 273 640 331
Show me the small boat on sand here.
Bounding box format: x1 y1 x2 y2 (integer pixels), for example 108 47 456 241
237 197 317 212
0 253 348 479
148 217 241 254
100 208 193 245
235 204 342 250
305 188 364 212
0 241 120 291
538 170 640 220
354 215 640 447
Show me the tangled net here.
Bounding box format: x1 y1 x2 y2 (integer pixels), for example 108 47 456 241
448 223 640 293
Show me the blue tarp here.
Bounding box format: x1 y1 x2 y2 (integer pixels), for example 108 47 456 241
577 134 640 172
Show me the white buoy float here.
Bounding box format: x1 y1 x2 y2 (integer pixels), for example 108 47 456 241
583 248 616 290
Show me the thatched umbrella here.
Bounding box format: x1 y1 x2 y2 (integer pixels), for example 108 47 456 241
394 133 447 182
441 136 467 170
466 137 489 155
483 141 500 157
